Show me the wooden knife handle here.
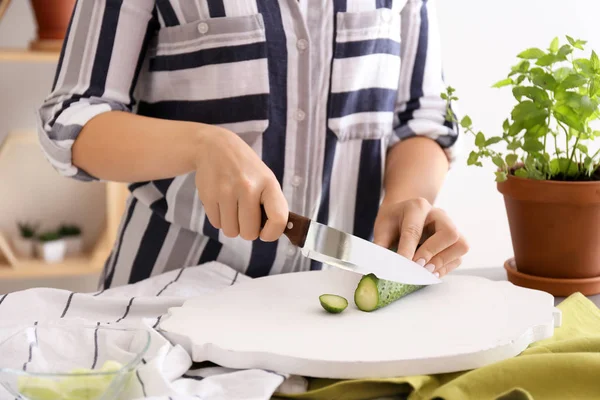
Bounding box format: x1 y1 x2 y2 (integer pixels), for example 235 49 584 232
260 205 310 247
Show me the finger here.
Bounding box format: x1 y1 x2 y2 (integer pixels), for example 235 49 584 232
203 201 221 229
427 237 469 274
373 212 400 250
435 257 463 278
259 180 289 242
413 210 460 265
238 190 261 241
219 197 240 238
396 200 431 261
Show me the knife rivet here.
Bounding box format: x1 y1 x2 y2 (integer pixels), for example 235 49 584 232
287 222 294 230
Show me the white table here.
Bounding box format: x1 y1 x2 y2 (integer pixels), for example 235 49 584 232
452 267 600 308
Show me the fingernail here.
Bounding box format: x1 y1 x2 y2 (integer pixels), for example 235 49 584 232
425 264 435 273
416 259 426 267
433 272 440 278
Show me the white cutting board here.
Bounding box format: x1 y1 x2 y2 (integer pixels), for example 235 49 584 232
159 269 561 379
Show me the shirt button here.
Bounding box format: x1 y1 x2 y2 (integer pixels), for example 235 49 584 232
197 23 209 34
291 175 303 187
296 109 306 121
296 39 308 51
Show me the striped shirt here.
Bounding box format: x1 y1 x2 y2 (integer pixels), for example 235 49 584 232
37 0 461 289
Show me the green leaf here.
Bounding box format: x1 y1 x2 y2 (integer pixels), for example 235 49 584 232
495 171 508 182
508 121 524 136
536 54 559 66
512 86 550 104
594 130 600 137
549 158 579 176
492 155 505 168
485 136 503 145
527 124 549 138
556 92 597 118
550 37 559 53
522 138 544 152
518 48 546 59
577 143 589 154
591 51 600 71
506 153 519 167
576 40 587 50
591 77 600 96
553 67 574 82
531 71 557 90
584 156 596 175
492 78 513 88
553 104 586 132
514 168 528 178
467 151 479 166
568 37 587 50
502 119 510 132
441 92 448 100
511 101 548 129
460 115 472 128
507 140 522 150
575 58 593 75
557 73 587 90
475 132 486 148
515 75 527 85
557 45 573 59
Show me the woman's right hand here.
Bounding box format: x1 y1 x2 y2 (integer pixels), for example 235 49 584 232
194 126 289 242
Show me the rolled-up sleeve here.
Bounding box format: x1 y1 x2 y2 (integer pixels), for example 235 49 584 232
37 0 156 181
391 0 462 165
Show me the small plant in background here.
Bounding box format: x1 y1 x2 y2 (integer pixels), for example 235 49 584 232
58 224 82 237
443 35 600 182
17 222 39 239
58 223 83 257
35 230 66 264
37 231 62 242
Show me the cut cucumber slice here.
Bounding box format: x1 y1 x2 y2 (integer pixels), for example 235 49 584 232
354 273 423 312
319 294 348 313
59 373 109 400
17 376 61 400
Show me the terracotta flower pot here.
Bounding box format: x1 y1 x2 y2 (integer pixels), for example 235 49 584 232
498 174 600 294
29 0 76 51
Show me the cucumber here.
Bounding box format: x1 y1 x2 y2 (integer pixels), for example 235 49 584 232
319 294 348 313
354 273 423 312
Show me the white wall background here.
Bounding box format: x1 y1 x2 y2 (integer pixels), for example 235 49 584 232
0 0 598 288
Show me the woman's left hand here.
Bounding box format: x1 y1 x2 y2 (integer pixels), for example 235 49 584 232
373 198 469 278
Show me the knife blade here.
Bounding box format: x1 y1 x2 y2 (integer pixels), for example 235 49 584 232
261 207 441 285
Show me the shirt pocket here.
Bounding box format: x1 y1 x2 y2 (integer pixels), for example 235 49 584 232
145 14 270 146
327 8 402 142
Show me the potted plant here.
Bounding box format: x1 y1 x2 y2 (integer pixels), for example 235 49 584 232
29 0 77 51
58 223 82 256
443 35 600 296
0 0 77 52
12 222 38 258
35 231 66 264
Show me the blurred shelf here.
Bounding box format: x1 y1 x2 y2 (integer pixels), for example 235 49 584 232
0 256 103 280
0 131 131 281
0 48 60 62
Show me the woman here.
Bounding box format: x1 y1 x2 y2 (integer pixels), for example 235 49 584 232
37 0 468 290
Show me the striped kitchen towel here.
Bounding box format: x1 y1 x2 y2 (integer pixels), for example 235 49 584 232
0 262 308 400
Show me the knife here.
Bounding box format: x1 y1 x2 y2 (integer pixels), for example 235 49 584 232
261 207 441 285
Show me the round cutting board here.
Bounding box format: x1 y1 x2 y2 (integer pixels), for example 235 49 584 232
159 269 561 379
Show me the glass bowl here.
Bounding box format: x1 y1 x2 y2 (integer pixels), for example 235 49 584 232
0 322 151 400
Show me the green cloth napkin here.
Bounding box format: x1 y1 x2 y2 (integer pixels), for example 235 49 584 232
276 292 600 400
